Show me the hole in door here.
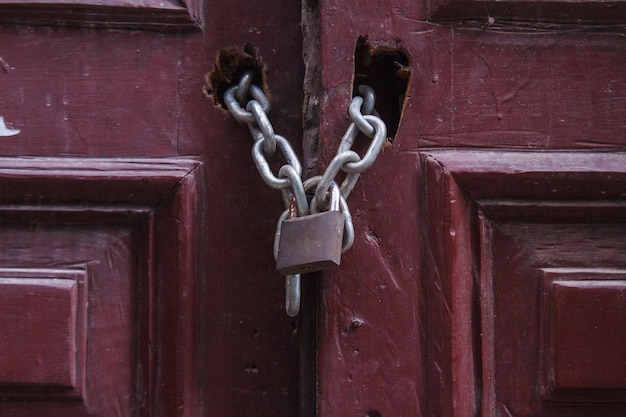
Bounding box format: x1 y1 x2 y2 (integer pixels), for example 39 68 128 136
353 36 410 140
204 43 268 109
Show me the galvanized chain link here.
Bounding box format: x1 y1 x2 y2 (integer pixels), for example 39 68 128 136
309 85 387 217
224 74 306 317
223 71 387 316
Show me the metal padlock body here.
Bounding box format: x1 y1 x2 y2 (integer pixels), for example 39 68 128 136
276 210 344 276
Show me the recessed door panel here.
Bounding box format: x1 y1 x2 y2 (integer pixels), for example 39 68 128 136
425 150 626 416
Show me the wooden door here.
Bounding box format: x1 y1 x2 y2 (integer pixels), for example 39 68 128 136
310 0 626 416
0 1 305 416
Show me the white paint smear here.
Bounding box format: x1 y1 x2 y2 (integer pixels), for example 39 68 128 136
0 116 20 136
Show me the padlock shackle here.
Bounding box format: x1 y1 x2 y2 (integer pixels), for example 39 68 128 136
329 182 341 212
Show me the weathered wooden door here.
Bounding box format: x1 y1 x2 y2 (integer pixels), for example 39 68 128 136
0 1 305 416
310 0 626 416
1 1 624 416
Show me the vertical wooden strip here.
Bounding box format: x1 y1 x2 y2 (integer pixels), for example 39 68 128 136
478 214 496 416
447 168 477 417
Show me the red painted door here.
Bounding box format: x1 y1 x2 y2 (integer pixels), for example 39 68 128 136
1 1 624 416
311 0 626 416
0 1 305 416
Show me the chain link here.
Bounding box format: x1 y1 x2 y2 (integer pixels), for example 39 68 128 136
251 135 301 189
223 71 387 316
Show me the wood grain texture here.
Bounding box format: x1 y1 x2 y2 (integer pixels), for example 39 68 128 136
316 151 427 417
423 150 626 416
0 227 139 416
0 276 79 390
0 28 181 157
0 0 305 412
316 2 625 155
539 268 626 404
177 2 306 416
315 1 624 412
551 277 626 391
0 158 206 416
428 0 626 24
423 154 480 417
489 224 626 414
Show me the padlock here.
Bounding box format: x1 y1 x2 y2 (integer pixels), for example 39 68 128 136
276 183 344 275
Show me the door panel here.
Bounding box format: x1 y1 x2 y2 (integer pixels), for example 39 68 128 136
490 225 626 413
428 0 626 23
313 0 625 414
547 272 626 394
426 151 626 416
0 28 180 157
0 0 202 30
0 269 86 397
0 0 305 415
0 158 205 416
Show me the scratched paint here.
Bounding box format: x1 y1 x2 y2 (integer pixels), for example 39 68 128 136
0 116 20 136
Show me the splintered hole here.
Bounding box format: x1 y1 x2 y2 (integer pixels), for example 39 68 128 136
204 43 268 109
354 36 410 140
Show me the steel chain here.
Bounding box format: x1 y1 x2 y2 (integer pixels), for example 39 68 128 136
223 71 387 316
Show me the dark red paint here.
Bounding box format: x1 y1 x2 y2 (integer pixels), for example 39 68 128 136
0 0 202 30
0 0 304 416
0 0 624 415
552 280 626 391
314 0 625 416
0 274 80 390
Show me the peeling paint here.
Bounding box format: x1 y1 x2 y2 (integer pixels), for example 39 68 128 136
0 56 11 73
0 116 20 136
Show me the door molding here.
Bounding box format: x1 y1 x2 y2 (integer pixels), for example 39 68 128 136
423 150 626 416
0 157 208 416
0 0 203 31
